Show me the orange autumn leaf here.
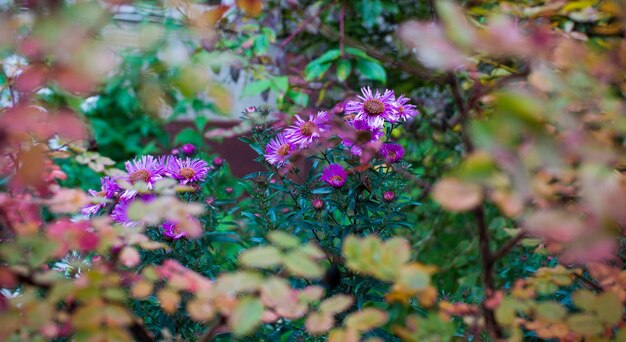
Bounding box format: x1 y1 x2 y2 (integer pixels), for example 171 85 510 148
203 5 230 26
236 0 263 17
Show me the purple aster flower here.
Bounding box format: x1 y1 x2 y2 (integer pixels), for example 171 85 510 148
161 221 187 240
166 157 209 184
321 164 348 188
345 87 397 128
264 133 294 167
111 199 137 227
391 95 419 122
284 111 331 148
380 143 405 163
339 119 384 156
81 176 119 216
121 155 165 199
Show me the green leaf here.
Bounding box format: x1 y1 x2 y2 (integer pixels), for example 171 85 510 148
355 59 386 83
305 61 332 81
173 127 204 146
229 298 263 336
336 59 352 82
242 79 271 97
271 76 289 93
535 302 566 323
345 47 373 60
239 246 283 269
288 89 309 107
315 49 341 64
253 35 270 55
595 292 622 325
567 314 603 337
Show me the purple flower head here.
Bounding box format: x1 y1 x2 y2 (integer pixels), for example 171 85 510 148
340 119 384 156
380 143 405 163
161 221 187 240
392 95 419 122
181 143 196 155
166 157 209 185
264 133 294 167
81 176 119 216
284 111 331 148
321 164 348 188
345 87 397 128
111 199 136 227
121 155 164 199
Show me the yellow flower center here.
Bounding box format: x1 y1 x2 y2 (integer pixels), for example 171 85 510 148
129 170 150 184
364 99 384 116
330 175 344 183
179 167 196 179
277 144 291 156
300 121 316 136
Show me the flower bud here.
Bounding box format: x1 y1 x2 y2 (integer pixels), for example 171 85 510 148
225 186 234 194
213 157 223 166
383 191 395 202
312 198 325 210
181 143 196 155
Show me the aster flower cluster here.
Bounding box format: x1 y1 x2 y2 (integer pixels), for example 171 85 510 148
263 87 417 188
82 152 210 240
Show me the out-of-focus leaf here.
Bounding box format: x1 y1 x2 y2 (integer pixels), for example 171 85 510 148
229 297 263 336
236 0 263 17
319 294 353 314
431 177 483 212
355 59 386 84
345 308 388 331
239 246 283 268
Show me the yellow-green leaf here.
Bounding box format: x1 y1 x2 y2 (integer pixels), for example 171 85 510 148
229 298 264 336
239 246 282 269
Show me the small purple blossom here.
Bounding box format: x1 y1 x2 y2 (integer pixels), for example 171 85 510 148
380 143 405 163
121 155 164 199
264 133 294 167
321 164 348 188
81 176 119 216
181 143 196 155
213 157 223 166
346 87 397 128
340 119 384 156
161 221 187 240
166 157 209 185
391 95 419 122
284 111 330 148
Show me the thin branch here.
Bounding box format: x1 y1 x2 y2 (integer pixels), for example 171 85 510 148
574 273 603 292
491 232 527 262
